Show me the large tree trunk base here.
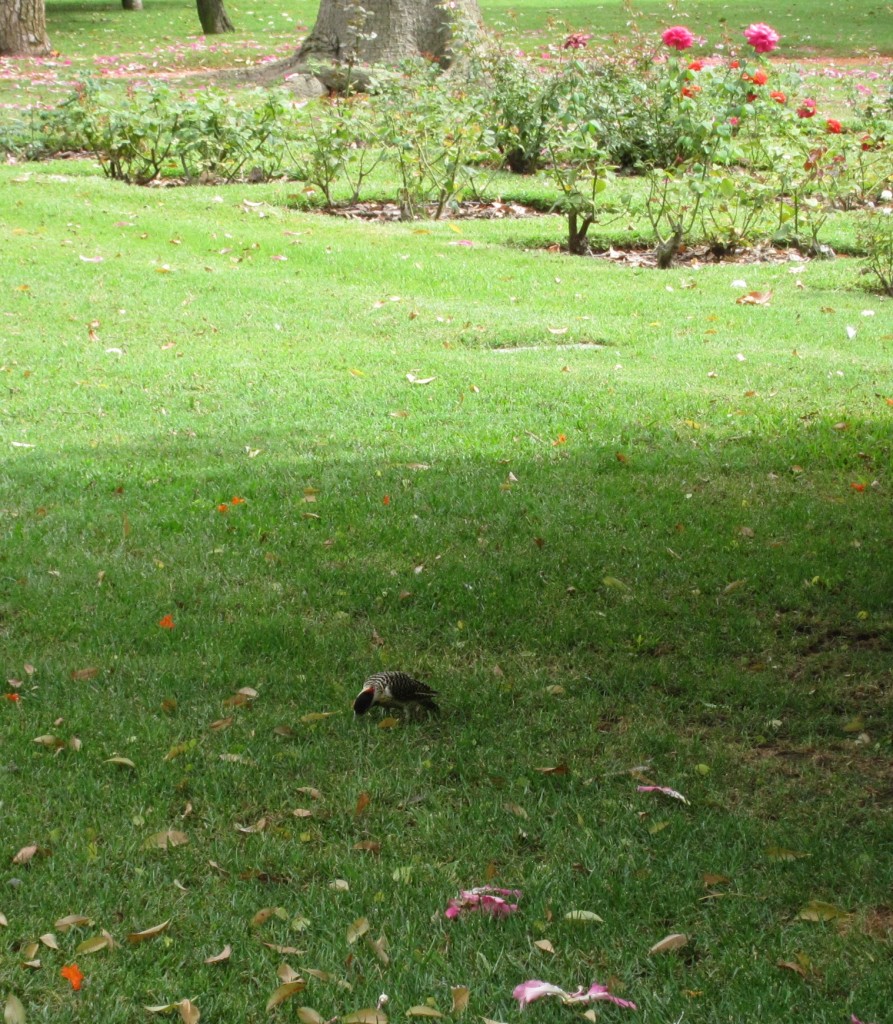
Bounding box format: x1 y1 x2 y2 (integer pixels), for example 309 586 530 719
238 0 481 89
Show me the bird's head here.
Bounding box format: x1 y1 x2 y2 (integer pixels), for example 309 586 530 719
353 687 375 716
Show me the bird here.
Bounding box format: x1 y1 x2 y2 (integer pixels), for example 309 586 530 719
353 671 439 717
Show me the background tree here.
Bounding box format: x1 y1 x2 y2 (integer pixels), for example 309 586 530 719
0 0 51 56
197 0 235 34
250 0 482 88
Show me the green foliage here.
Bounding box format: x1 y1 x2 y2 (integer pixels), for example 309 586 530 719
48 79 296 184
858 206 893 294
374 60 497 219
476 49 564 174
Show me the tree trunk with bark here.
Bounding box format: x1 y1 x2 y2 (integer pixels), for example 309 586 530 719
197 0 235 34
245 0 482 90
0 0 50 56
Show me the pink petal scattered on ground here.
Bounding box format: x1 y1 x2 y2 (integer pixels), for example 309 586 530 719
445 886 521 919
513 981 567 1007
636 785 689 804
513 980 637 1011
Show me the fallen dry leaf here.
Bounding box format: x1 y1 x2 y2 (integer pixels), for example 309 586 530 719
127 920 170 944
12 844 38 866
204 945 232 964
648 933 689 955
347 917 370 944
266 982 307 1012
342 1011 388 1024
55 914 92 931
144 830 189 850
450 986 469 1015
735 290 772 306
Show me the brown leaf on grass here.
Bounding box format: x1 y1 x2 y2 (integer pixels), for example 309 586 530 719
343 1011 388 1024
702 873 731 887
766 846 810 862
178 999 200 1024
736 290 773 306
127 920 170 943
503 802 528 819
347 917 370 944
204 945 232 964
144 830 189 850
777 960 807 978
301 712 337 724
278 963 303 984
76 934 112 954
209 717 234 732
534 765 569 776
266 981 307 1011
33 735 64 751
298 1010 325 1024
55 914 92 931
39 934 58 950
355 792 371 816
234 819 267 835
406 1007 443 1018
353 840 381 854
261 942 304 955
12 844 38 866
4 994 26 1024
296 787 321 800
378 717 400 730
251 908 286 928
649 933 689 955
564 910 604 923
21 942 39 960
163 741 195 762
533 940 555 954
105 756 136 769
292 808 313 819
367 933 390 966
223 687 257 707
450 986 469 1015
273 725 296 737
796 900 851 923
0 912 8 927
70 667 99 681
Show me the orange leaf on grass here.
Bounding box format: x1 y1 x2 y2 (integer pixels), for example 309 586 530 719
61 963 85 990
158 614 175 630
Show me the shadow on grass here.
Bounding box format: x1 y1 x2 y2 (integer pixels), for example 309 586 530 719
4 424 890 734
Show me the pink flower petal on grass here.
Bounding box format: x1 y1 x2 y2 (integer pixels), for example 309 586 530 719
582 983 638 1010
637 785 689 804
445 885 521 919
513 981 567 1007
514 980 637 1011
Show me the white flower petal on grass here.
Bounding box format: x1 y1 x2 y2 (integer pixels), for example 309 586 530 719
637 785 689 805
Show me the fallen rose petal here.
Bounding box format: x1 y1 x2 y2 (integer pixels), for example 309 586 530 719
513 981 567 1008
445 885 521 919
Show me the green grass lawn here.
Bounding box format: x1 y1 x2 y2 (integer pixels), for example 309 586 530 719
1 162 892 1022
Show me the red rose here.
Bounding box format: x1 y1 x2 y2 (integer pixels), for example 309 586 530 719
826 119 843 134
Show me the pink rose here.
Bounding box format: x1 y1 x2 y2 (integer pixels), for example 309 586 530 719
744 22 780 53
662 25 695 51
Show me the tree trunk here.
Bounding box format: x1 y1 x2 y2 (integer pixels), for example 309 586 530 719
122 0 144 10
0 0 50 57
197 0 235 35
245 0 482 89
